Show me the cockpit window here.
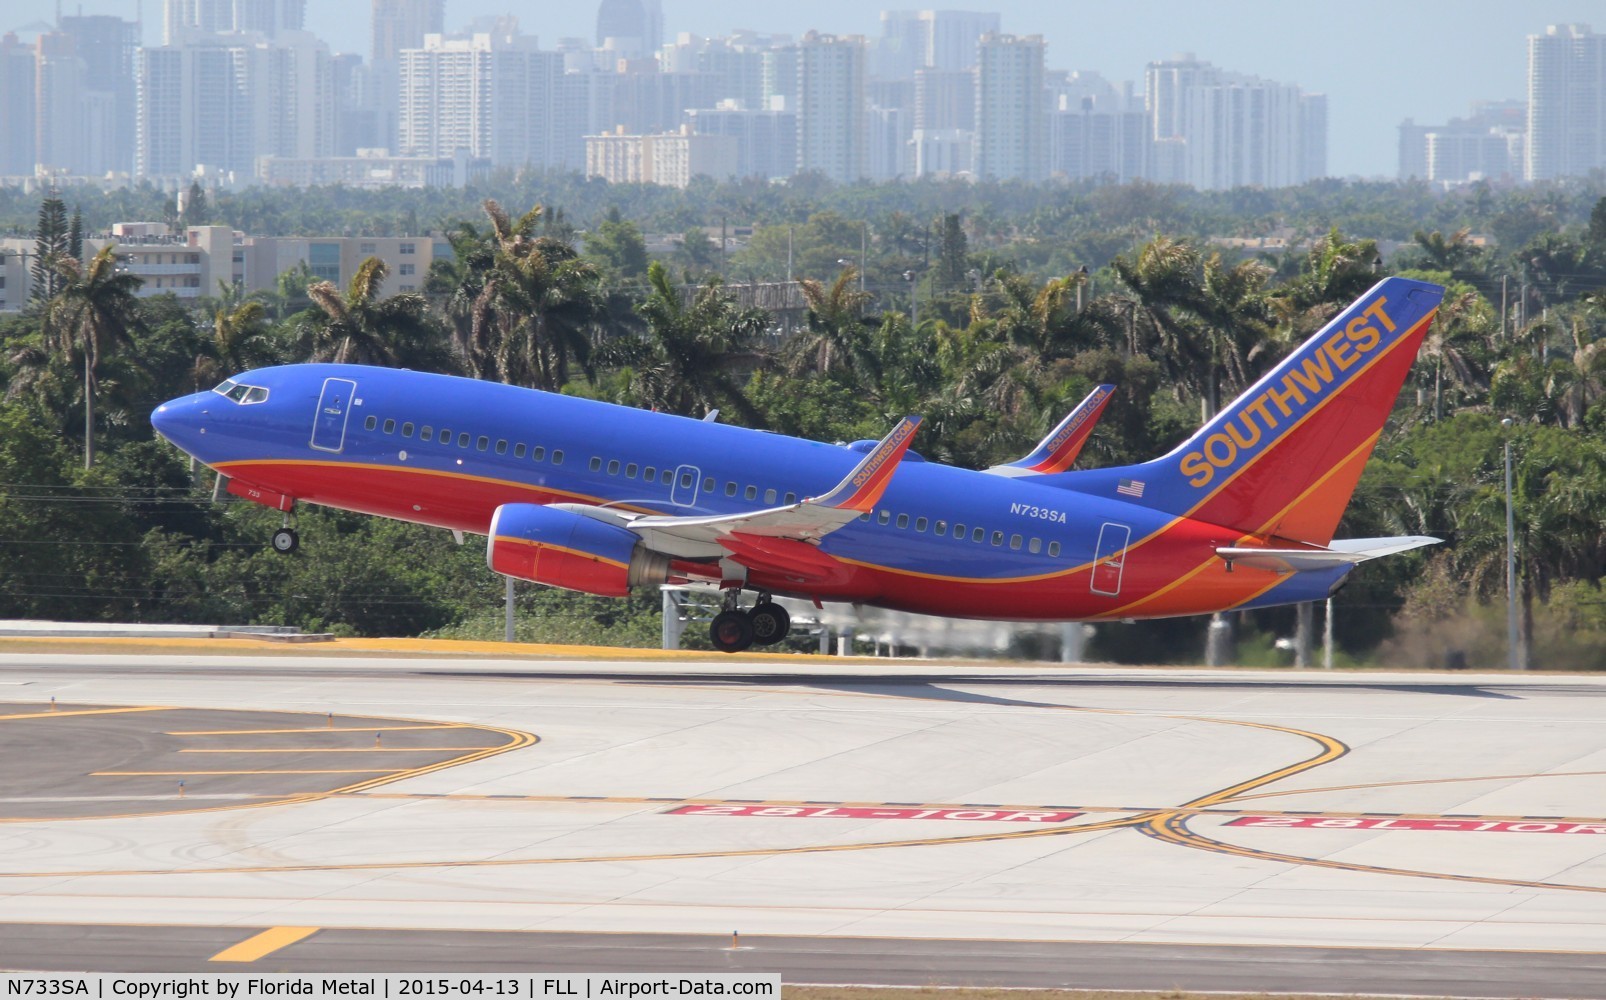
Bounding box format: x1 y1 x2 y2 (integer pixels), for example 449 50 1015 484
212 379 269 405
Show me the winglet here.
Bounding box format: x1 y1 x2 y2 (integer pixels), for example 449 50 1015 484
990 384 1115 476
810 416 922 512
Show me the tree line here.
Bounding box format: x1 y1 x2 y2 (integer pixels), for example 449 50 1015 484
2 178 1606 666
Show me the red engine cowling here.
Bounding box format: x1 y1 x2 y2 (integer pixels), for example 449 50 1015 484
487 503 670 597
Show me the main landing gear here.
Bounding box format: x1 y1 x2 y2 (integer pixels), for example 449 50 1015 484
709 592 793 654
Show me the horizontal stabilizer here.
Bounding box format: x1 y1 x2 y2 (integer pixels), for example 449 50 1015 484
987 384 1115 478
1217 535 1440 574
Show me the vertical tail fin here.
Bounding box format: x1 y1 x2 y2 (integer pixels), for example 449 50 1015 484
1060 277 1444 545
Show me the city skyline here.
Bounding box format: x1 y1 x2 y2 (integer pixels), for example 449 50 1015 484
16 0 1603 178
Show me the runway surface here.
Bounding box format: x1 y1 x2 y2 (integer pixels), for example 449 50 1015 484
2 650 1606 996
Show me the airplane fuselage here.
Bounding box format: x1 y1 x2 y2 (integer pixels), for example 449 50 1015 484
154 363 1339 622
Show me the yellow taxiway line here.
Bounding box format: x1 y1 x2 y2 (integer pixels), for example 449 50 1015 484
209 926 320 963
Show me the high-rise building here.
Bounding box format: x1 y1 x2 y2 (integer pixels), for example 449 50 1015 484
164 0 305 42
1048 71 1148 183
596 0 648 57
57 15 138 175
584 126 738 188
914 68 974 131
923 10 1000 72
1145 54 1324 189
398 31 581 170
797 32 866 183
1399 101 1525 185
0 33 35 175
760 45 798 109
136 31 334 182
372 0 445 151
974 33 1045 182
684 104 797 179
1525 23 1606 181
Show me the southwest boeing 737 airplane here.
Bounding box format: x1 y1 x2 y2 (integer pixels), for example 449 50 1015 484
152 276 1445 653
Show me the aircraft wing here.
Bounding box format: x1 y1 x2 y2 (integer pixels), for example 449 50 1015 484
1217 535 1440 574
612 417 922 563
985 384 1115 477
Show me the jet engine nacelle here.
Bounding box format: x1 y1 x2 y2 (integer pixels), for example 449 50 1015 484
487 503 670 597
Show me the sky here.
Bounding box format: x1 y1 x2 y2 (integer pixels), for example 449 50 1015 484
21 0 1606 178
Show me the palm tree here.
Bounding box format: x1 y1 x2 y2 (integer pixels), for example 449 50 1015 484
472 199 604 390
193 296 276 390
609 260 769 425
43 244 143 468
424 222 495 378
302 256 446 370
789 266 875 379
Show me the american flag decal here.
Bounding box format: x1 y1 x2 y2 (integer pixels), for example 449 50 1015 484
1116 478 1145 498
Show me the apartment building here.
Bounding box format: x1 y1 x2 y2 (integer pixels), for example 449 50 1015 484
1526 23 1606 181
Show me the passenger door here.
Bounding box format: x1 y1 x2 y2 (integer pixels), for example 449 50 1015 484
1090 522 1131 596
310 377 357 453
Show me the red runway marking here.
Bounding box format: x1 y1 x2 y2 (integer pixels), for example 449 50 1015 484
668 804 1082 823
1228 816 1606 834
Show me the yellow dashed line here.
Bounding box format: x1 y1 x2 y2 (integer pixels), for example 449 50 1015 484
0 706 171 721
167 725 465 735
178 747 494 754
209 926 320 963
93 770 406 776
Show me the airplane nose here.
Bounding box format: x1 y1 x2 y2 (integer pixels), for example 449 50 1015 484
152 393 208 453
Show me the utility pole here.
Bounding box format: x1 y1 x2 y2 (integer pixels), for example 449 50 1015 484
1503 418 1524 669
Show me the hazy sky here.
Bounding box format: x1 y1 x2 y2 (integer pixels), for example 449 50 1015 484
24 0 1606 178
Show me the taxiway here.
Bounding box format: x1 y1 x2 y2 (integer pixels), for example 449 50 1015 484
2 650 1605 995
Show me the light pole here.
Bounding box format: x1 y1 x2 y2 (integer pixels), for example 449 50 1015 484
903 270 917 328
1502 417 1524 670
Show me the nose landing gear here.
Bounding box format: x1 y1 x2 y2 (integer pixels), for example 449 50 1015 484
271 508 299 554
708 592 794 653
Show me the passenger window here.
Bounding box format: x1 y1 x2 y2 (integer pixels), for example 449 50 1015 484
896 513 909 529
477 436 489 451
1048 541 1061 557
661 469 673 485
364 415 377 431
496 439 508 455
725 482 737 496
626 463 638 479
680 472 693 488
1029 538 1042 554
514 443 526 458
402 422 414 437
607 460 620 475
992 531 1004 546
703 477 715 492
935 520 947 534
590 457 602 472
1010 534 1022 550
878 510 891 525
915 517 928 532
420 426 433 442
785 492 797 504
457 433 470 448
765 489 776 504
858 512 871 522
532 446 545 461
383 419 396 434
552 450 564 465
972 528 984 543
744 485 757 500
955 523 966 538
644 466 655 481
439 426 450 442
